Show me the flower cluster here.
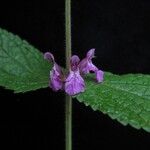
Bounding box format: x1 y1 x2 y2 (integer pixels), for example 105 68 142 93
44 49 104 96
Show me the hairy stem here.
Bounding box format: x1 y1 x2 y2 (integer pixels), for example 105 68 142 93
65 95 72 150
65 0 72 150
65 0 72 69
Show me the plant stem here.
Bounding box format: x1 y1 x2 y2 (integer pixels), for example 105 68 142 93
65 0 72 150
65 0 72 68
65 95 72 150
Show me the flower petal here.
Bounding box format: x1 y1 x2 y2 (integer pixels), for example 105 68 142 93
79 58 98 74
50 63 63 91
44 52 54 62
44 52 64 91
70 55 80 71
86 48 95 59
65 70 85 96
95 70 104 83
79 49 98 74
50 73 63 91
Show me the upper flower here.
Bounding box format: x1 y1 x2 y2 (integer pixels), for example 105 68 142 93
79 49 104 82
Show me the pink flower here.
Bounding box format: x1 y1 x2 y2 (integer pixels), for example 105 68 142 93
65 56 85 96
44 52 63 91
44 49 104 95
79 49 104 82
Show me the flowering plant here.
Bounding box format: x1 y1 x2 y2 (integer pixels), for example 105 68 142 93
0 0 150 149
44 49 104 95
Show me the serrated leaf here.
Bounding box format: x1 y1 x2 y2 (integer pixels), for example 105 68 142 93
76 72 150 132
0 28 51 92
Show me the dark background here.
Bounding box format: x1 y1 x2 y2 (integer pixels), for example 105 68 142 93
0 0 150 149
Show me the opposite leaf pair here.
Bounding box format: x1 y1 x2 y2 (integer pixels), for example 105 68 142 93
44 49 104 95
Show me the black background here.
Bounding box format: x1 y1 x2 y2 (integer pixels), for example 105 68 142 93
0 0 150 149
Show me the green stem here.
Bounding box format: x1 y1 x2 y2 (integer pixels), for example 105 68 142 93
65 95 72 150
65 0 72 68
65 0 72 150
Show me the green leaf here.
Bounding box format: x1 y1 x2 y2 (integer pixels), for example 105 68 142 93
76 72 150 132
0 28 51 92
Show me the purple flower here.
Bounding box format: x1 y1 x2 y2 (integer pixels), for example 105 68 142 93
79 49 104 82
65 55 85 96
95 70 104 83
44 52 63 91
44 49 104 96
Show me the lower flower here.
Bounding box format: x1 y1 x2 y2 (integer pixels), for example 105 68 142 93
65 70 85 96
